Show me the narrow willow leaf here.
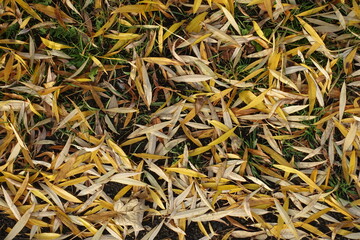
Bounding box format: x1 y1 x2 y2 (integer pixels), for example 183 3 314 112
193 0 202 14
141 219 164 240
220 5 241 34
5 204 35 240
274 165 323 192
111 177 148 187
274 199 299 240
343 123 357 152
170 74 213 83
264 0 273 19
172 207 209 220
239 90 268 111
90 55 107 73
104 33 140 40
186 127 236 157
166 168 206 178
186 12 207 33
40 37 73 50
163 20 185 40
93 14 117 37
269 69 300 92
142 57 183 65
107 139 133 169
259 144 292 167
149 188 165 209
296 5 328 17
32 4 74 23
45 179 82 203
15 0 42 21
339 82 346 121
2 186 21 220
297 17 325 46
344 47 357 75
253 21 270 43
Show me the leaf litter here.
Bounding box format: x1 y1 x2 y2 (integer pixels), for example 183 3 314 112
0 0 360 239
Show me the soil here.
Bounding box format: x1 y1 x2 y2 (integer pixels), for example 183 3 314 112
0 213 28 240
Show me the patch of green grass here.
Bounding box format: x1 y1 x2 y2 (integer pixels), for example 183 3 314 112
329 173 358 201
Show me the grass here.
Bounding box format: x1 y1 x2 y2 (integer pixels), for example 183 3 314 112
0 0 360 239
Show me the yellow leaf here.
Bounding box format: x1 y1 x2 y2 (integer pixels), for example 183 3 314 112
209 127 237 146
3 53 14 83
10 123 28 150
114 185 132 201
13 172 29 203
185 127 236 157
92 14 117 38
0 39 28 44
149 188 165 209
272 135 301 140
303 207 332 224
90 55 107 73
181 123 203 147
264 0 273 20
132 153 169 159
40 37 73 50
205 24 239 46
253 21 270 44
193 0 202 14
120 136 147 147
220 5 241 34
187 145 212 157
57 176 92 187
274 165 323 192
19 17 31 28
353 0 360 19
145 30 156 57
248 0 264 6
107 139 133 169
259 144 292 167
33 233 62 240
208 120 231 132
103 33 141 40
296 5 328 17
297 17 325 46
197 221 209 238
112 4 157 14
15 0 42 21
165 167 207 178
5 204 35 240
344 46 357 75
142 57 183 65
158 26 163 54
342 154 350 184
191 33 212 46
45 179 82 203
239 90 269 112
239 68 266 82
163 20 186 40
186 12 208 33
269 69 300 92
32 4 74 23
27 99 42 117
305 72 316 114
349 150 357 179
31 189 53 205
